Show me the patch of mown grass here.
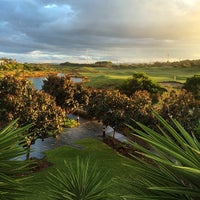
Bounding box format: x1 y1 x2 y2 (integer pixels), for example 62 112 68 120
19 139 134 200
85 75 125 88
78 66 200 88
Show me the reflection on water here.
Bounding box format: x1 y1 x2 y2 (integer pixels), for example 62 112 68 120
29 75 82 90
72 77 82 83
29 77 46 90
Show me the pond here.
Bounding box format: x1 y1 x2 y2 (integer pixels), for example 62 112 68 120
29 77 46 90
29 75 82 90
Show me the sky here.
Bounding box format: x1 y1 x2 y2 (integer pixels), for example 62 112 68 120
1 0 200 63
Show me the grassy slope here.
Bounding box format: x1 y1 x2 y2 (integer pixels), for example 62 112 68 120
61 66 200 88
20 139 134 199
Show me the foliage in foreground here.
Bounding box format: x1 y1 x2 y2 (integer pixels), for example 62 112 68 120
124 113 200 200
47 157 112 200
0 120 33 199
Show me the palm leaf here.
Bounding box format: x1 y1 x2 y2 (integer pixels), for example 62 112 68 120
0 120 33 199
47 157 112 200
123 112 200 200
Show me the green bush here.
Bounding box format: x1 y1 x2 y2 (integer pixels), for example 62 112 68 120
42 75 89 113
63 118 79 128
119 72 166 102
0 76 65 136
154 89 200 134
183 75 200 99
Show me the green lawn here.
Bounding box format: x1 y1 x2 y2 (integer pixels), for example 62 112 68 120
59 65 200 88
20 139 134 199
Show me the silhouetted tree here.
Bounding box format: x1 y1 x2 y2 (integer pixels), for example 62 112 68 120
183 75 200 99
119 72 166 102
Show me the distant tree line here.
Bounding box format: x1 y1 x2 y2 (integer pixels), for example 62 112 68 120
60 61 113 67
59 59 200 68
0 57 52 71
2 57 200 71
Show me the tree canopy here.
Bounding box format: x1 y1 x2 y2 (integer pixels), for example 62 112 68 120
42 75 89 113
183 75 200 99
119 72 165 101
0 76 65 139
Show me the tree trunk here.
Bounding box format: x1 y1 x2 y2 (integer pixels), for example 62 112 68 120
26 145 30 160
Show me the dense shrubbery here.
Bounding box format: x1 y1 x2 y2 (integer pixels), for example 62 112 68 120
119 72 166 102
0 58 23 71
128 90 153 128
0 76 65 159
63 118 79 128
154 89 200 133
85 89 152 133
85 87 200 137
42 75 89 114
183 75 200 99
86 89 132 131
84 73 200 137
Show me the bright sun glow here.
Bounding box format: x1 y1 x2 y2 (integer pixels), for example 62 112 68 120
181 0 198 6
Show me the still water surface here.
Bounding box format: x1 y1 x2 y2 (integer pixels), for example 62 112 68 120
29 76 82 90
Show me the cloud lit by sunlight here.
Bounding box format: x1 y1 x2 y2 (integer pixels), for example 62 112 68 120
1 0 200 63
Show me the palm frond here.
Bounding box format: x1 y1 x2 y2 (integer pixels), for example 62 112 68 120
47 157 112 200
123 112 200 200
0 120 33 199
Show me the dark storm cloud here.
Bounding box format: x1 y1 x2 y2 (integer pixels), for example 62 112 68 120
0 0 200 62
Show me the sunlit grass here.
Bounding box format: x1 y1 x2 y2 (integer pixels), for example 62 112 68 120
19 139 134 200
78 66 200 88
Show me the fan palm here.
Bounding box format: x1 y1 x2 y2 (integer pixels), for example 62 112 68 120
47 157 112 200
0 120 33 199
123 112 200 200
